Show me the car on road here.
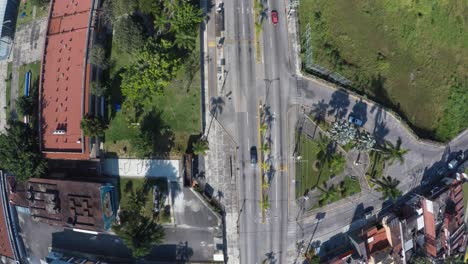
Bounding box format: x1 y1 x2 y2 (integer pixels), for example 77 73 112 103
348 115 363 126
271 10 278 25
250 146 258 165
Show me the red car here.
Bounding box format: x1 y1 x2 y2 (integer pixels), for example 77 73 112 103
271 10 278 25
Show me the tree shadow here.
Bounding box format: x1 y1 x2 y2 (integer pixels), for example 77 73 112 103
350 99 368 125
140 110 175 158
327 90 350 119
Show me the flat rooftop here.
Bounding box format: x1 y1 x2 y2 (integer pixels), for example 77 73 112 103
40 0 93 159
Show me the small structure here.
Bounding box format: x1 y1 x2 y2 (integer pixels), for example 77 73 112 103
8 177 116 232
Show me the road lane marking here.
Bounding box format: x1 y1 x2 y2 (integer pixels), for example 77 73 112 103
208 41 216 47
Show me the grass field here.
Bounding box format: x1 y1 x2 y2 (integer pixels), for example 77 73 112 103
18 62 41 97
16 1 48 28
296 134 345 198
105 36 200 158
299 0 468 141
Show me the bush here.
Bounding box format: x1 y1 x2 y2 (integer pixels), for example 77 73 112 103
113 15 145 54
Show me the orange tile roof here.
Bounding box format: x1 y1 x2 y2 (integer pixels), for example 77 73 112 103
39 0 93 159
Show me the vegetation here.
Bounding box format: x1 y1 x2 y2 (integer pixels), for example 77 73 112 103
328 120 357 146
88 44 109 69
381 138 409 165
295 134 346 198
298 0 468 141
16 0 48 27
5 62 12 115
317 176 361 206
375 176 402 202
80 114 107 137
0 120 47 182
192 138 209 156
113 15 146 54
104 0 203 158
16 96 33 116
115 178 168 257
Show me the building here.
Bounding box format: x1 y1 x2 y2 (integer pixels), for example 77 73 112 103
39 0 96 159
0 0 18 60
0 185 14 261
349 223 397 264
421 177 467 260
8 177 116 233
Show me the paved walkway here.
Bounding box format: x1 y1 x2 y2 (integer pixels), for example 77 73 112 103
0 61 8 132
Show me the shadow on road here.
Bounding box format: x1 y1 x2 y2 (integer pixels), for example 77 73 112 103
327 89 349 119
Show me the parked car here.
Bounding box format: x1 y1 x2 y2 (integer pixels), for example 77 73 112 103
364 206 374 218
348 115 363 126
271 10 278 25
250 146 258 165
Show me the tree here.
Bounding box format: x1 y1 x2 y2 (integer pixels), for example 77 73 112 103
113 185 165 258
316 134 331 164
120 39 181 102
111 0 138 19
329 153 346 173
260 198 270 211
328 120 357 146
259 123 268 134
88 44 108 69
154 1 203 37
260 142 270 153
375 176 402 202
0 120 47 182
261 181 269 190
138 0 162 15
16 96 34 116
260 162 269 172
113 15 145 53
381 137 408 165
80 114 107 137
318 184 340 206
173 32 197 51
90 81 108 97
192 139 209 155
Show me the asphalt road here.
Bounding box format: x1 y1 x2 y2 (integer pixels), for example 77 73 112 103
222 0 298 262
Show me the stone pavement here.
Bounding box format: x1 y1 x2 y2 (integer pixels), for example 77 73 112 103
202 117 240 263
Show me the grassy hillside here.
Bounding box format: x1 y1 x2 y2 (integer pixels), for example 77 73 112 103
299 0 468 141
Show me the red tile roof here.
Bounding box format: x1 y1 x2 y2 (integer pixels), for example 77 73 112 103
0 193 14 259
366 226 390 255
39 0 93 159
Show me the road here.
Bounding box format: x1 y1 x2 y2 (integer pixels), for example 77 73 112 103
221 0 297 262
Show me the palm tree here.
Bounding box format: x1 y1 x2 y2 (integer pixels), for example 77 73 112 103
259 123 268 134
174 32 196 51
375 176 402 202
310 99 329 123
260 161 270 172
260 198 270 211
318 184 339 206
261 181 269 190
192 139 209 155
316 134 331 163
260 142 270 153
329 154 346 173
381 138 408 165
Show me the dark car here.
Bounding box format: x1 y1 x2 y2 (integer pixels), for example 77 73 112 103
348 115 363 126
250 146 258 165
271 10 278 25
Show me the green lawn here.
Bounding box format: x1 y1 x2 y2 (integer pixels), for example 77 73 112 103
16 62 41 121
296 134 345 198
16 1 48 28
367 151 385 179
299 0 468 141
342 176 361 197
119 177 170 223
105 35 201 158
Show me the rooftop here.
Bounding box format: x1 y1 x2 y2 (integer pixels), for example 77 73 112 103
39 0 93 159
8 177 116 232
0 185 14 259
